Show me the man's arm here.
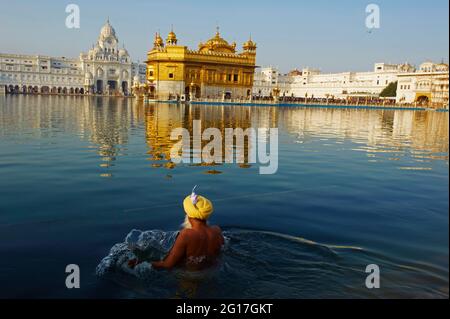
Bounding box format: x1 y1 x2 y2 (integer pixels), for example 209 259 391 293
213 226 225 246
152 231 188 270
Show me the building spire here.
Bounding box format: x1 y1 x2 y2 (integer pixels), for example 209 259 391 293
166 25 177 45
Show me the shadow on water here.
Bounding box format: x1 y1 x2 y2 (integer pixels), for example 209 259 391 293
96 229 448 299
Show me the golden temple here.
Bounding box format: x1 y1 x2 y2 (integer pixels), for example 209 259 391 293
144 27 257 101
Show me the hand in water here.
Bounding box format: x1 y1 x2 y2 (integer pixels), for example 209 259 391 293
128 258 140 269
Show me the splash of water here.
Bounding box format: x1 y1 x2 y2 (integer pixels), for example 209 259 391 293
96 229 178 279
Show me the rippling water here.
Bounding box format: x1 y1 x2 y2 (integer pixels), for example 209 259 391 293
0 95 448 298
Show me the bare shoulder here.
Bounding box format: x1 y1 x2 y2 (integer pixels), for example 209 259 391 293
209 225 223 234
209 225 224 244
178 229 194 241
179 228 204 241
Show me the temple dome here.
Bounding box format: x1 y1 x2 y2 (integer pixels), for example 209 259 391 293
166 29 178 45
167 31 177 41
153 32 164 48
243 36 257 51
199 29 236 53
100 19 116 39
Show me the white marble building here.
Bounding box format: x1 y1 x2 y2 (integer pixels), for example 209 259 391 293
253 67 293 97
253 63 415 99
396 61 449 107
0 20 146 96
291 63 416 99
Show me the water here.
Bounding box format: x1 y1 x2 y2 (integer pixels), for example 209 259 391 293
0 95 448 298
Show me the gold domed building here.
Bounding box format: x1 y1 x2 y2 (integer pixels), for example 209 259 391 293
145 27 257 100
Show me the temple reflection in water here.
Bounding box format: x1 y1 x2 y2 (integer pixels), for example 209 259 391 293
143 103 259 168
0 96 448 175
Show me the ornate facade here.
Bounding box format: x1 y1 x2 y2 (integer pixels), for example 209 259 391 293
0 20 146 96
145 28 257 100
396 61 449 107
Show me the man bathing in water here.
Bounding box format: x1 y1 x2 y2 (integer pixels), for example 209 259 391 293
129 189 224 271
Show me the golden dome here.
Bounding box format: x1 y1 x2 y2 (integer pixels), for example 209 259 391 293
199 28 236 53
167 31 176 40
166 28 178 45
243 36 257 51
153 32 164 48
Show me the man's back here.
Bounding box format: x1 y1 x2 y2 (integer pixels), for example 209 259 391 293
151 192 222 271
181 225 224 270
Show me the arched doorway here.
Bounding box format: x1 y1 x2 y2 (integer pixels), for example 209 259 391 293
107 80 117 94
62 87 67 94
41 86 50 94
416 95 429 105
121 81 128 96
33 86 39 94
96 80 103 94
28 86 33 94
70 88 75 95
80 88 85 95
186 84 201 99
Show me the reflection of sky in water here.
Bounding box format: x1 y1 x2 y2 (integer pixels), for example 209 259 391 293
0 95 448 298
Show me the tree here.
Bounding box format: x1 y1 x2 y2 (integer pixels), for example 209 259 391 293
380 81 398 97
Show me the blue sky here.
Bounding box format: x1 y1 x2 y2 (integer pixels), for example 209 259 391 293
0 0 448 72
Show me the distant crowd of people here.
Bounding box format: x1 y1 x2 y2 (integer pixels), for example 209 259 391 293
251 95 403 106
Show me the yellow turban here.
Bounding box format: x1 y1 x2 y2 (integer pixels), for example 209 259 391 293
183 195 214 220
